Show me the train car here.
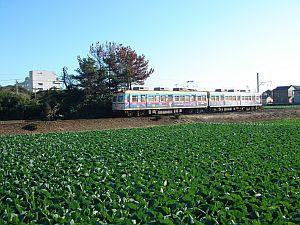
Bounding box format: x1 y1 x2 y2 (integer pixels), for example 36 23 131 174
112 88 262 116
112 89 208 116
209 91 262 111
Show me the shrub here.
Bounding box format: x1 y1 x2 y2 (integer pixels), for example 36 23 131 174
170 114 181 119
151 115 162 121
22 123 38 131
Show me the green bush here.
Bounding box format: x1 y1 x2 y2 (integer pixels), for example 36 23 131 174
22 123 38 131
170 114 181 119
151 115 162 121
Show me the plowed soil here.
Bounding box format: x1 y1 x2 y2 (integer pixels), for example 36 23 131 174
1 108 300 136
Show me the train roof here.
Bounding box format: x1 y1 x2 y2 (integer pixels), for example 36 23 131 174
115 90 208 95
114 90 260 95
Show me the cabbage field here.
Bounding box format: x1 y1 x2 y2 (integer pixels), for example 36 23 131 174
1 121 300 224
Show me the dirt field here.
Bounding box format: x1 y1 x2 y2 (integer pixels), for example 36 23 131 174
1 108 300 136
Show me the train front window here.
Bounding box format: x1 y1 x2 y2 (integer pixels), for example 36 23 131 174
117 96 124 102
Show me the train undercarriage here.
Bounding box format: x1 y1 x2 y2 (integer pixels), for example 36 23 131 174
117 106 262 117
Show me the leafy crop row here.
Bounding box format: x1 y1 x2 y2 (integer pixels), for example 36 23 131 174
0 122 299 224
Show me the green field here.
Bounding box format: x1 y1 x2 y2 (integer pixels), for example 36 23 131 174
263 104 300 109
1 121 300 224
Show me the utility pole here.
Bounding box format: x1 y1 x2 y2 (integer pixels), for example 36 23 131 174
257 73 259 93
15 80 19 94
256 73 272 93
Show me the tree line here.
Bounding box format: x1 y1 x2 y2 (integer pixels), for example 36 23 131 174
0 42 154 120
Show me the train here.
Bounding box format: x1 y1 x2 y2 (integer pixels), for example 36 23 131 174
112 87 262 116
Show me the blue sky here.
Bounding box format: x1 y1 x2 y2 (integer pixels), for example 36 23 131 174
0 0 299 92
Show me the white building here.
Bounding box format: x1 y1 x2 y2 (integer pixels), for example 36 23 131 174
23 70 61 92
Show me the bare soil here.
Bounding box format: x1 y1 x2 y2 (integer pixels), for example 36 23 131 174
1 108 300 136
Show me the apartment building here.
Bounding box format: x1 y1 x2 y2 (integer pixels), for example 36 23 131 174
23 70 61 92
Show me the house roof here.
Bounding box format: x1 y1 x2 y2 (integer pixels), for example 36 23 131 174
274 85 300 91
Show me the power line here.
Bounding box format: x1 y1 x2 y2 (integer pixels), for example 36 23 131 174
0 79 23 81
0 74 23 76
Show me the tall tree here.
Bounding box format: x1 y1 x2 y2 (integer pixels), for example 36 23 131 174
90 42 154 90
62 67 75 90
72 56 108 99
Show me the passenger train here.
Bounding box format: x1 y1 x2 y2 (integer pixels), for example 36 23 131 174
112 87 262 116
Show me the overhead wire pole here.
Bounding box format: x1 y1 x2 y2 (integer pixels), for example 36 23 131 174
186 80 194 89
256 73 272 93
15 80 19 94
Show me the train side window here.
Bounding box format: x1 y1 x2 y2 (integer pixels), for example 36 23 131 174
237 96 241 101
216 96 220 101
203 96 207 101
148 96 154 102
155 95 160 102
220 95 224 101
167 95 173 102
211 96 215 101
192 95 196 101
132 95 138 102
117 96 124 102
185 95 190 101
179 96 185 101
197 96 202 101
141 95 146 102
113 96 117 102
160 95 166 102
175 95 179 101
127 95 130 102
